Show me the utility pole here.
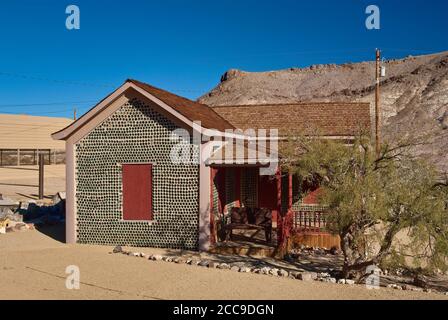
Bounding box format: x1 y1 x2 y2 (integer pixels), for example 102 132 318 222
375 48 381 156
38 153 44 199
74 108 77 121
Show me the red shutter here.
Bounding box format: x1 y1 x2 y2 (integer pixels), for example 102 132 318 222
122 164 153 220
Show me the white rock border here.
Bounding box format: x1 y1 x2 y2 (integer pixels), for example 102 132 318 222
111 246 444 295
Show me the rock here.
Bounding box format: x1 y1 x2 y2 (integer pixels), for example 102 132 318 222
162 256 173 262
188 259 200 266
423 288 432 293
260 267 270 275
198 260 209 267
217 263 231 270
239 267 251 273
252 268 261 274
153 254 163 261
345 279 355 285
6 226 16 233
132 252 140 257
318 272 330 278
278 269 289 277
139 252 146 258
112 246 122 253
230 266 240 272
444 292 448 296
328 278 337 283
174 257 186 264
329 246 340 255
297 272 317 281
269 268 279 276
337 279 346 284
208 262 220 268
14 223 28 231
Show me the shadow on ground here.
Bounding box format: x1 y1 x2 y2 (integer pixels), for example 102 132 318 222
35 223 65 243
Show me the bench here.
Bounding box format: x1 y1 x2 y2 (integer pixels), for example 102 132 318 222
224 207 272 243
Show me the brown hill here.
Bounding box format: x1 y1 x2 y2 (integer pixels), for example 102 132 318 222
199 51 448 172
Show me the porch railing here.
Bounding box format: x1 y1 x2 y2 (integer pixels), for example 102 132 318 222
292 206 328 233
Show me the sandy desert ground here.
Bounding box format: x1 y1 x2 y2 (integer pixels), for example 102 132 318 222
0 164 65 201
1 227 447 300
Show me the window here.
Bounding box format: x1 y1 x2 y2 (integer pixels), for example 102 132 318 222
122 164 153 221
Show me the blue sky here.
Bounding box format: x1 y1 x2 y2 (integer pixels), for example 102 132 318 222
0 0 447 118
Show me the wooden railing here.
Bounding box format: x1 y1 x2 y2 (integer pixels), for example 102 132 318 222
292 207 328 233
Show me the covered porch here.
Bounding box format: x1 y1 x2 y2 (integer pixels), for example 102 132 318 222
208 164 337 256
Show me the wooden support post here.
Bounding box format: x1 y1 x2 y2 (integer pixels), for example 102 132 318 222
17 149 20 166
0 149 2 167
53 150 56 165
38 153 44 199
276 168 283 245
288 174 293 211
33 150 36 165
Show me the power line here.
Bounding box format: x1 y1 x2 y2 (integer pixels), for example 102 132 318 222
0 71 115 88
0 70 205 93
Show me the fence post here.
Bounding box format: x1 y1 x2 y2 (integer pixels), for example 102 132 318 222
38 153 44 199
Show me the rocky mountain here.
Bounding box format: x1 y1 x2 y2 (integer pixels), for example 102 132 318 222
199 51 448 173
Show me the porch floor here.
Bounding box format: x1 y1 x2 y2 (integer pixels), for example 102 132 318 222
210 232 277 257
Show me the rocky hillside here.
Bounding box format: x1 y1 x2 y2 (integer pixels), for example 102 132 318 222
199 51 448 172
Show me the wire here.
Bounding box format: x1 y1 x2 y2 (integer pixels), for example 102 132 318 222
0 71 115 88
0 70 205 94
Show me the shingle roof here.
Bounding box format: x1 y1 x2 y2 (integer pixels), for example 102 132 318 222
212 103 371 137
128 79 234 131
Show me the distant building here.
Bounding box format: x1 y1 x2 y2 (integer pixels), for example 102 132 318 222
53 79 370 251
0 114 72 166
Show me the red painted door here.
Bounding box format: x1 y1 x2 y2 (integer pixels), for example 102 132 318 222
258 173 279 225
258 175 278 209
122 164 153 220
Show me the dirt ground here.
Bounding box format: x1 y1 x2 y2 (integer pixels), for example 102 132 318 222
1 227 447 300
0 164 65 201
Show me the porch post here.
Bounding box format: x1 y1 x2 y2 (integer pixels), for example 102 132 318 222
209 167 217 245
199 142 212 251
288 174 293 211
276 168 282 245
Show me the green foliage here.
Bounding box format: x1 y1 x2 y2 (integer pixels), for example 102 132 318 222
281 134 448 276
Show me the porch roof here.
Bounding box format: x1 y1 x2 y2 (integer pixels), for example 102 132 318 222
206 140 278 166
